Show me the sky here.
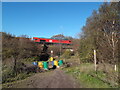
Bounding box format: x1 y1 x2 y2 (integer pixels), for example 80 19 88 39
2 2 103 38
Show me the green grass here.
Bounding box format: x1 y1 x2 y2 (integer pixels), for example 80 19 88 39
64 64 116 88
77 72 110 88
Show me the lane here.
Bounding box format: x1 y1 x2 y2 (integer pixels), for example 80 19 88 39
7 69 81 88
47 69 80 88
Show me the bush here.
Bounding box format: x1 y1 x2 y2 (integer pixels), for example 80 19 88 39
2 68 15 83
62 50 72 59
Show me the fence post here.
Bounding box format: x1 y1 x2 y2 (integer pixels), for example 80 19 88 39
114 65 117 71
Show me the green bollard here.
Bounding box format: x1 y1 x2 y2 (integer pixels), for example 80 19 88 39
59 60 63 66
43 62 48 70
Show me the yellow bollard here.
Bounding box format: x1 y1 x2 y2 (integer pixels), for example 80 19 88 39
50 57 54 61
38 62 43 68
54 60 58 67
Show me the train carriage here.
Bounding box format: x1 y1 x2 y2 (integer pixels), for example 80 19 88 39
33 37 72 45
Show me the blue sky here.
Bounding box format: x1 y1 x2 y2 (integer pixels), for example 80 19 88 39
2 2 103 38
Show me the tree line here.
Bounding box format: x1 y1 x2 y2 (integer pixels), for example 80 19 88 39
78 2 119 65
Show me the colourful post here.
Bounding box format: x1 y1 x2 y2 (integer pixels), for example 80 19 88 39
52 61 54 66
32 62 38 66
50 57 53 61
59 60 63 66
43 62 48 70
54 60 58 67
38 62 43 68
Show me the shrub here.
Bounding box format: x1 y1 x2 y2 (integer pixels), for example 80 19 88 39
62 50 72 59
2 68 15 83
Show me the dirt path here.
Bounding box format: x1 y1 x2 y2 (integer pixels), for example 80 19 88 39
8 69 81 88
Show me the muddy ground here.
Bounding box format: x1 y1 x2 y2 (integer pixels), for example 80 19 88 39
6 69 81 88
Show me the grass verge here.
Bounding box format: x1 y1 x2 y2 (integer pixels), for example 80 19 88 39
64 63 118 88
2 72 34 88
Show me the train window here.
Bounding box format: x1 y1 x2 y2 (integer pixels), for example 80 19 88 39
69 41 71 42
49 40 52 42
40 40 46 42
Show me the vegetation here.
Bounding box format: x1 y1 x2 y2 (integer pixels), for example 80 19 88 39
68 2 120 88
2 32 40 84
2 57 37 84
78 2 119 64
62 50 71 59
63 2 119 88
64 63 118 88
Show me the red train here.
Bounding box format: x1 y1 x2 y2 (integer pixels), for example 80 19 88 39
33 37 72 45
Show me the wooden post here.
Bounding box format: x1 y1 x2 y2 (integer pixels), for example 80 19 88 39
94 50 97 71
51 50 53 57
114 65 117 71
